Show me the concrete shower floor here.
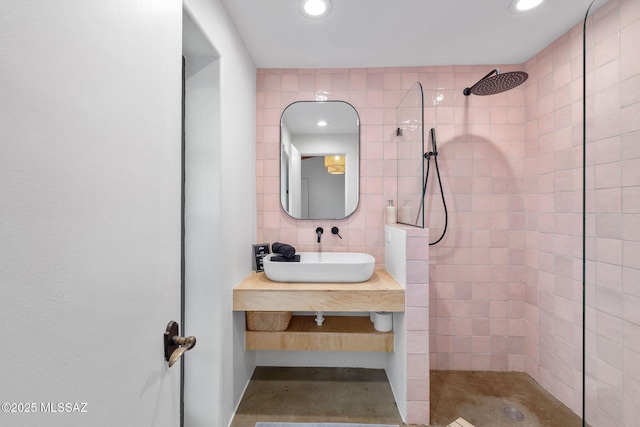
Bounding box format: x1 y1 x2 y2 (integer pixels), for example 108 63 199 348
230 367 583 427
430 371 583 427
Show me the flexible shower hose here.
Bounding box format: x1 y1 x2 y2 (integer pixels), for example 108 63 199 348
421 129 448 246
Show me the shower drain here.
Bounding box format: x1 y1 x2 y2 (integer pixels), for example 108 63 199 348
502 406 526 422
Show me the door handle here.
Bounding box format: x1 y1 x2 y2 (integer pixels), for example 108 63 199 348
164 321 196 367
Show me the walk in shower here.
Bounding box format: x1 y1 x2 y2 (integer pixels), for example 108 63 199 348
413 0 638 425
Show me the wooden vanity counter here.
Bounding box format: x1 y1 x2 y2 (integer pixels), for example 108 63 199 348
233 269 405 312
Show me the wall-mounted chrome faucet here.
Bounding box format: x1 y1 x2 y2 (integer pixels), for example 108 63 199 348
316 227 324 243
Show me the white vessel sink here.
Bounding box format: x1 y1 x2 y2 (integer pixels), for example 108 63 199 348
262 252 375 283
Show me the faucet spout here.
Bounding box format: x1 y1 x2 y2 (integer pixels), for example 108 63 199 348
315 227 324 243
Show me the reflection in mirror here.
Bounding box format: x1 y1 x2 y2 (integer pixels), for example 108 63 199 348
280 101 359 219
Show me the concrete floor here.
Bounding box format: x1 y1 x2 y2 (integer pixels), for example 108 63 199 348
230 367 584 427
230 367 404 427
430 371 583 427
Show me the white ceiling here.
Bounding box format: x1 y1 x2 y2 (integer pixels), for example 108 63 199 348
219 0 604 69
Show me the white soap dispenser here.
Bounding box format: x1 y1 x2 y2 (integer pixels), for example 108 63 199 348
386 199 397 224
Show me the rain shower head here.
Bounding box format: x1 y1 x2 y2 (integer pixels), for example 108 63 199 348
463 68 528 96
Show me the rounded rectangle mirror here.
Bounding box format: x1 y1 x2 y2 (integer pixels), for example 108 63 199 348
280 101 360 220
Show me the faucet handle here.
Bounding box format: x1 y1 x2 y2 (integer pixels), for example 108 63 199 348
331 226 342 239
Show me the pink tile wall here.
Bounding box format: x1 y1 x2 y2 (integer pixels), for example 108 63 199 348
524 0 640 421
255 64 528 422
424 66 528 374
404 226 431 424
524 18 583 413
523 20 585 414
256 65 528 375
583 1 640 425
256 67 422 264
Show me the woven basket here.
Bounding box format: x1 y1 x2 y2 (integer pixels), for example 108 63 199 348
246 311 292 331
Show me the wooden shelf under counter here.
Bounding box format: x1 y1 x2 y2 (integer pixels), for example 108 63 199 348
245 315 394 352
233 269 405 312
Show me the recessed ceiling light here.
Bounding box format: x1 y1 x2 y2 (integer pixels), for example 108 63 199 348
509 0 545 13
299 0 332 19
317 120 328 127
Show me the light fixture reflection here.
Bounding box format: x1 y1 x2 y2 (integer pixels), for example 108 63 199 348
324 155 345 174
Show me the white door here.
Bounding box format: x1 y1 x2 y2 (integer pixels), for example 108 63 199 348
0 1 184 426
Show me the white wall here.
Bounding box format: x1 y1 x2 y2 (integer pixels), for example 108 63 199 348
384 225 408 422
300 156 345 219
182 0 257 426
293 134 358 216
280 124 292 213
290 144 302 217
0 1 182 426
183 53 225 424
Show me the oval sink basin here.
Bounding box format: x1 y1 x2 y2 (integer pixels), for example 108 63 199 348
262 252 375 283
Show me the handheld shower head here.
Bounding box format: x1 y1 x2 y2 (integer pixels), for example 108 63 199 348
463 68 528 96
423 128 438 160
430 128 437 154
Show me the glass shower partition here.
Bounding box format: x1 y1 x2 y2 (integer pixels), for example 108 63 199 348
396 82 425 228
